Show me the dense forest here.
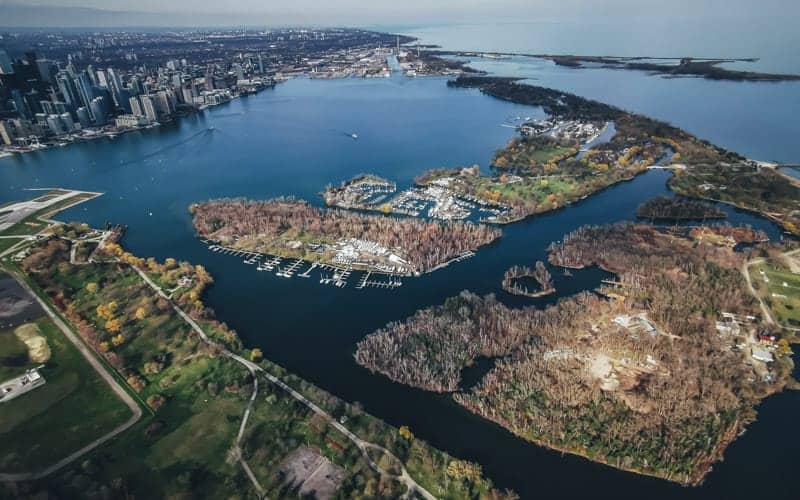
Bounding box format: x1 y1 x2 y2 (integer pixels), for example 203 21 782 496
190 198 500 273
357 223 794 484
636 196 727 220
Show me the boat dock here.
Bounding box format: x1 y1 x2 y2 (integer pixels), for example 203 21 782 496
205 241 404 290
298 262 317 278
356 271 402 289
277 258 304 278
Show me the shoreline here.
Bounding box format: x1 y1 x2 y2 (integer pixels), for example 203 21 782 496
0 85 275 161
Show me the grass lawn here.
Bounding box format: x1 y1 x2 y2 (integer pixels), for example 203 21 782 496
759 265 800 328
0 316 132 474
0 237 25 254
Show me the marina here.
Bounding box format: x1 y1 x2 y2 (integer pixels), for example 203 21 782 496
205 243 406 289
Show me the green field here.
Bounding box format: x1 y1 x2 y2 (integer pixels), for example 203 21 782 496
0 316 132 474
0 237 25 254
757 264 800 328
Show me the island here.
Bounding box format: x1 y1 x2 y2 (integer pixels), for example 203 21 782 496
355 223 796 485
501 261 555 298
424 50 800 82
635 196 727 221
190 197 500 276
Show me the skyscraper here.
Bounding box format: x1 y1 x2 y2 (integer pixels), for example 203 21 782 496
89 96 107 125
56 73 81 109
75 106 91 128
76 71 96 113
140 94 158 123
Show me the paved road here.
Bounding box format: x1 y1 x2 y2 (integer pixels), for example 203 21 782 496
0 269 143 482
131 265 436 499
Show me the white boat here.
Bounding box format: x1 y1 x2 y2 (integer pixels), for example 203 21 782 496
351 133 358 139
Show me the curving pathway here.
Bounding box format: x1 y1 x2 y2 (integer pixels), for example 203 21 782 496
131 264 436 499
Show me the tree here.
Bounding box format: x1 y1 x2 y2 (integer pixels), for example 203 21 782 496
250 348 263 362
106 318 122 333
86 282 99 293
146 394 166 411
111 333 125 346
135 307 147 320
398 425 414 441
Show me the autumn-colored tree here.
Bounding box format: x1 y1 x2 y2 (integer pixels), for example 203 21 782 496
106 318 122 333
398 425 414 441
447 460 483 482
250 348 263 362
135 307 147 320
86 282 99 293
146 394 166 411
111 333 125 346
126 375 146 392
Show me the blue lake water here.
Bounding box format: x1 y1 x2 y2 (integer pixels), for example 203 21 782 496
395 19 800 73
1 70 798 499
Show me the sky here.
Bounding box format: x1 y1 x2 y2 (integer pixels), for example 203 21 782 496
0 0 796 27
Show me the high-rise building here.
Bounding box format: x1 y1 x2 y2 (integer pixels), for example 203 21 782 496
60 112 75 132
140 94 158 123
106 67 124 107
75 106 91 128
46 114 66 135
56 73 81 109
76 71 95 112
154 90 176 116
129 95 143 117
36 59 58 84
40 100 55 115
11 89 31 120
181 86 193 105
89 96 107 125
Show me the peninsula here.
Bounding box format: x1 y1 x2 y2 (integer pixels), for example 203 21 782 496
413 76 800 234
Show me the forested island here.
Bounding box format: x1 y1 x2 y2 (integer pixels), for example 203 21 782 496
501 261 555 298
190 198 500 274
356 223 795 484
636 196 727 220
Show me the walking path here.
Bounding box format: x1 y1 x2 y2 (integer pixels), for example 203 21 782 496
131 265 436 499
0 269 143 482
